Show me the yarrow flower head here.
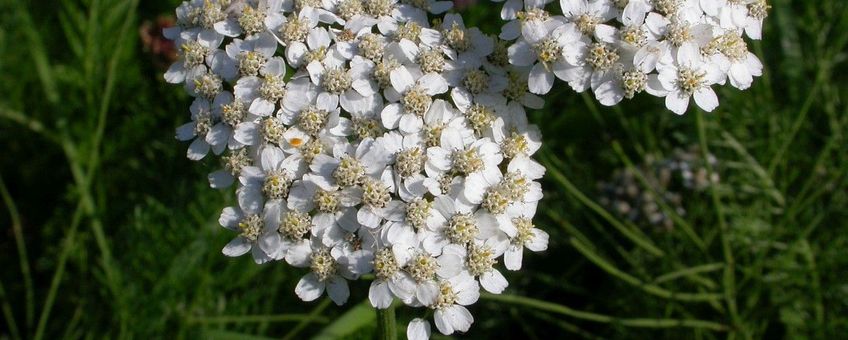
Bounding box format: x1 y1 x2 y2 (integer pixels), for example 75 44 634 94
165 0 768 337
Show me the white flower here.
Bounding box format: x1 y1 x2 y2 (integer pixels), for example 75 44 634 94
499 70 546 109
439 14 495 67
205 91 252 151
310 138 391 188
490 104 543 159
176 97 225 160
225 32 279 78
560 0 619 40
268 6 319 47
237 146 305 212
700 0 750 31
287 173 362 245
380 67 449 134
503 215 549 270
218 199 282 264
354 169 404 229
740 0 770 40
286 26 334 68
402 244 464 306
368 245 418 308
294 244 356 305
444 242 509 294
215 0 285 37
420 196 504 255
410 272 480 337
165 30 224 84
233 56 288 116
208 148 254 189
653 44 725 114
704 32 763 90
425 127 502 179
508 21 582 94
637 11 714 72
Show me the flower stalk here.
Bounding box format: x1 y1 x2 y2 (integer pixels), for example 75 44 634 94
376 304 397 340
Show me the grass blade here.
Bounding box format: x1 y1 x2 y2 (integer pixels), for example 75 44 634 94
312 299 378 340
482 293 727 331
570 237 722 303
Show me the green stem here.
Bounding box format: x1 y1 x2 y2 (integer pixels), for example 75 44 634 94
376 304 397 340
0 175 34 333
696 111 742 332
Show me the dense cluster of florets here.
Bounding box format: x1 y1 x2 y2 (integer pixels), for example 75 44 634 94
166 0 766 338
165 0 552 339
494 0 767 114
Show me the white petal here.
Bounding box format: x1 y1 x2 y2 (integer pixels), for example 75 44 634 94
521 21 547 43
665 91 690 115
480 270 508 294
433 309 454 335
416 281 439 306
234 122 258 145
237 186 264 215
222 237 251 257
285 240 312 267
214 19 242 37
390 67 415 93
504 246 524 270
419 74 448 95
507 40 535 66
499 20 520 41
381 103 403 129
528 63 554 95
437 254 462 278
527 229 549 251
388 272 416 301
186 138 210 160
358 207 382 229
295 273 325 302
446 305 473 333
369 281 394 309
164 62 186 84
398 114 424 134
175 122 195 141
407 318 432 340
258 232 282 257
326 276 350 305
249 98 276 116
693 88 719 112
208 170 234 189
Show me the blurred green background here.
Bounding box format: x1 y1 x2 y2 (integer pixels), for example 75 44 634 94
1 0 846 339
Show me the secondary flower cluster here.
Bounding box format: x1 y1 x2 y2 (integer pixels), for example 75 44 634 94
492 0 768 114
597 146 719 230
164 0 549 339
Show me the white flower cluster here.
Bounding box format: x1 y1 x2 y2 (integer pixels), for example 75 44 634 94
494 0 768 113
163 0 550 339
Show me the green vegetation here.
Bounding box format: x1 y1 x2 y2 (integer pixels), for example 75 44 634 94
1 0 846 338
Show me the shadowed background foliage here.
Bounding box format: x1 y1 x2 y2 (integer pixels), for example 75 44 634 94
0 0 846 338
